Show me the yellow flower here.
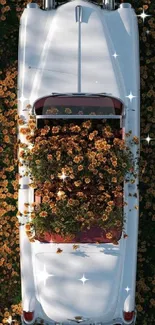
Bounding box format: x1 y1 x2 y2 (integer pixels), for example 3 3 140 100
84 178 91 184
102 215 108 221
74 180 82 187
65 107 72 114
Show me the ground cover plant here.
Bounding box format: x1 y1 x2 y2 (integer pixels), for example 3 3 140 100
22 117 135 242
0 0 155 324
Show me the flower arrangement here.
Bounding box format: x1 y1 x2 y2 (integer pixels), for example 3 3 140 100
21 115 135 241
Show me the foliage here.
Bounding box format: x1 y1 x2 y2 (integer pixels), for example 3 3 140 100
22 118 134 238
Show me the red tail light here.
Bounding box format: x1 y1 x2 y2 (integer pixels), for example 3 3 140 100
123 311 135 321
23 311 34 322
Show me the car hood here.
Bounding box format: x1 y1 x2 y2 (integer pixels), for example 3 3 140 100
19 0 128 104
33 243 123 322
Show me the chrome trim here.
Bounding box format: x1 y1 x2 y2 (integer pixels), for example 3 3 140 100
36 114 121 119
119 3 132 9
20 185 29 189
27 3 39 8
103 0 115 10
75 6 83 93
43 0 55 10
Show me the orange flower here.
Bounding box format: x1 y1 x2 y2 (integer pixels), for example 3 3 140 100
39 211 48 217
112 177 117 183
25 224 31 230
3 135 10 143
51 126 61 134
107 201 114 206
78 164 84 171
20 127 31 134
106 232 113 239
132 136 139 144
55 227 60 233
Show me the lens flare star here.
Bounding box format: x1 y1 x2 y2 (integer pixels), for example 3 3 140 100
126 91 136 103
6 316 13 324
36 264 54 286
78 274 89 285
125 286 131 293
137 10 151 23
141 134 155 144
112 52 119 59
59 172 68 182
18 94 28 104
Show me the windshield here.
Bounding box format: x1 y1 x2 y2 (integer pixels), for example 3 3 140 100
33 95 123 116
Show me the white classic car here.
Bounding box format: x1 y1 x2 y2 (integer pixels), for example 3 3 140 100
17 0 140 325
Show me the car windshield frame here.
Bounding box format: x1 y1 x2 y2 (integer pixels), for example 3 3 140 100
33 94 124 114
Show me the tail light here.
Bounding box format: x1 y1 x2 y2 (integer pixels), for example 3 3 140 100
23 311 34 322
123 311 135 321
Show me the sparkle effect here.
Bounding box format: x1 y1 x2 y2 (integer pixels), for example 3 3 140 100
141 134 155 144
146 30 150 34
78 274 89 285
126 91 136 103
6 316 13 324
18 94 27 104
125 286 130 293
36 264 54 286
137 10 151 23
112 52 119 59
59 172 68 182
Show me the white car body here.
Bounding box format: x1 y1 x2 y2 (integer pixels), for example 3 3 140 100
18 1 140 325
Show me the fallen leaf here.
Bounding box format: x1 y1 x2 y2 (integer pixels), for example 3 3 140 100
56 248 63 254
73 244 80 250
